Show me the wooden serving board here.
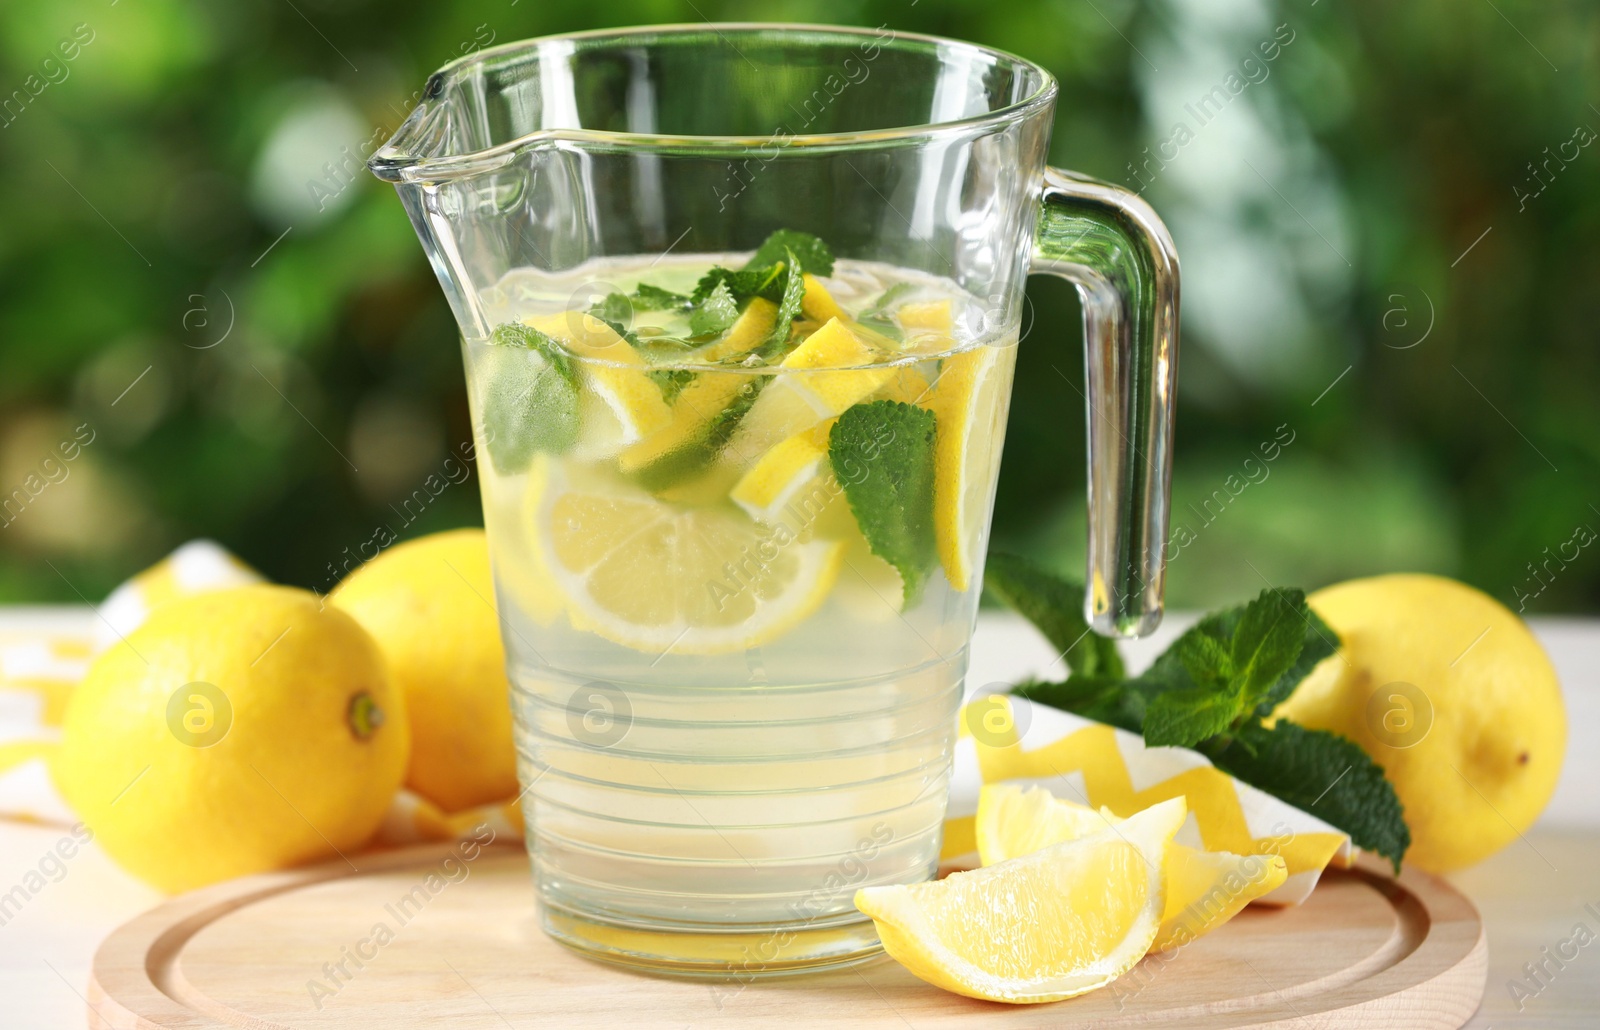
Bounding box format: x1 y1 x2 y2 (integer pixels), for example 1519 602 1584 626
87 843 1485 1029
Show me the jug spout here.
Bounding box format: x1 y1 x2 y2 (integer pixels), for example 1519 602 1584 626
368 38 575 184
367 38 615 339
367 74 458 184
366 56 584 340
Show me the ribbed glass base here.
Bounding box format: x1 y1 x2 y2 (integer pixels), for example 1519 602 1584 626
539 902 885 979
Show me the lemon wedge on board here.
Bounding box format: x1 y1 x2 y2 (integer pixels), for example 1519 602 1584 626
855 797 1185 1003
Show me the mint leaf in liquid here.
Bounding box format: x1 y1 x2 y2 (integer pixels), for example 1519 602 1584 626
477 323 580 473
829 400 937 604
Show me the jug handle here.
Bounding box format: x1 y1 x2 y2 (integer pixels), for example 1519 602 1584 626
1030 168 1180 638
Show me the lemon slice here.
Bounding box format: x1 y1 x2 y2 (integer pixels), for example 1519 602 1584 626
781 317 895 410
726 318 892 465
524 312 672 461
1157 845 1286 952
898 299 953 334
856 797 1185 1004
702 297 779 363
729 419 835 525
800 273 848 322
898 298 957 354
617 300 776 474
930 345 1008 591
976 785 1287 953
530 464 843 655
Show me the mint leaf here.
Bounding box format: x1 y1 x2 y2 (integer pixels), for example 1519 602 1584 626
829 401 936 603
492 322 575 378
588 292 634 327
1176 627 1231 691
477 323 579 473
631 283 691 311
696 249 805 360
1213 721 1410 870
689 281 739 337
746 229 834 275
693 263 787 305
1252 606 1339 718
983 552 1124 678
1231 588 1311 708
1147 591 1336 721
1106 629 1211 727
647 368 695 404
1145 686 1242 748
1119 590 1336 727
759 251 806 358
693 227 833 309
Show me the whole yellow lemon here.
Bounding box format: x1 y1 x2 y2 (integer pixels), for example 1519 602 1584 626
1277 574 1565 872
331 529 518 813
53 585 407 892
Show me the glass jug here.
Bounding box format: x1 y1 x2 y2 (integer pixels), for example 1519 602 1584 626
371 23 1177 977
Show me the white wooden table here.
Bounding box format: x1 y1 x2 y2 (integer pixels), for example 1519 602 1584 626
3 608 1596 1027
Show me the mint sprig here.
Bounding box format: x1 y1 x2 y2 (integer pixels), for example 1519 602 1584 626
530 232 831 431
988 567 1409 869
586 229 831 364
588 284 692 325
691 251 806 358
617 229 834 489
688 230 833 357
829 401 937 604
587 284 701 355
1130 594 1339 731
1144 588 1309 748
692 262 787 305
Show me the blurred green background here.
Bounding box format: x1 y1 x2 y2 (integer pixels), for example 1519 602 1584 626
1 0 1595 613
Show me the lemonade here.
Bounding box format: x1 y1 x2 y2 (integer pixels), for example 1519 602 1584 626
463 233 1018 971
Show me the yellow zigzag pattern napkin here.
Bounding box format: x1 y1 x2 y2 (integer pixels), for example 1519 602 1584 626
1 543 1352 904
